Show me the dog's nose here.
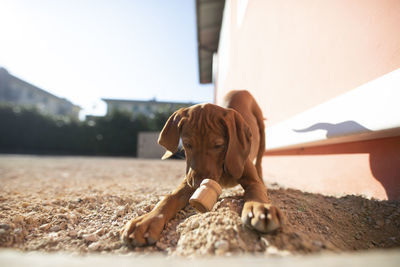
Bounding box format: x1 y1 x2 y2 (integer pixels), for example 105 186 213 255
192 168 215 180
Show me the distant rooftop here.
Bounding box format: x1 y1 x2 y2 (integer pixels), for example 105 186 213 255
102 98 195 106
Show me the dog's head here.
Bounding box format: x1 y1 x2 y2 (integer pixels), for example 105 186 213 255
158 104 252 187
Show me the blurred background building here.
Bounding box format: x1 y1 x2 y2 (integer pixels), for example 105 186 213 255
102 98 194 118
0 67 80 119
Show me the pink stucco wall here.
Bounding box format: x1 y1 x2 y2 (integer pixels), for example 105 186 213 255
215 0 400 126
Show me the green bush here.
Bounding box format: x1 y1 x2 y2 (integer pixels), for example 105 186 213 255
0 104 171 156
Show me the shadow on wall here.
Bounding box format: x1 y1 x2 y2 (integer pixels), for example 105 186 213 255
269 121 400 200
293 121 372 138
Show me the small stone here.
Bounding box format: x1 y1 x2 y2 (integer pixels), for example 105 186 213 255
39 223 51 231
13 215 24 224
260 237 269 247
0 229 6 236
265 245 279 255
50 225 61 232
25 214 39 226
55 213 68 220
77 230 85 238
375 219 384 228
13 228 25 243
83 233 99 243
0 224 11 230
115 206 126 217
68 230 78 237
156 241 169 250
94 228 104 236
48 232 58 238
214 240 229 255
88 241 101 251
312 240 323 247
191 221 199 229
354 232 362 240
68 213 78 224
60 222 67 230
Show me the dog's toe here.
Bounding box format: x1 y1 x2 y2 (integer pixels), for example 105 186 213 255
120 211 166 247
242 201 282 233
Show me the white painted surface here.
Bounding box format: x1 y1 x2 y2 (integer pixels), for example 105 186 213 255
266 68 400 151
236 0 248 28
1 250 400 267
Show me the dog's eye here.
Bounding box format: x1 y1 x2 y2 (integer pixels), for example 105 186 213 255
214 144 224 149
184 143 192 149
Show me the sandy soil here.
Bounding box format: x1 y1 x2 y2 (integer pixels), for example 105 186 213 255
0 155 399 256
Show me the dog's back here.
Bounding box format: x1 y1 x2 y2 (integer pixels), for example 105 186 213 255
223 90 265 179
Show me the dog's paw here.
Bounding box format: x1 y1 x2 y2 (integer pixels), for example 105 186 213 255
120 211 166 246
241 201 283 233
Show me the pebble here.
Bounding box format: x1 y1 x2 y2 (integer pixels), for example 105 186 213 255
115 206 126 217
60 222 67 230
68 230 78 237
214 240 229 255
13 228 24 242
88 241 102 251
265 245 279 255
39 223 51 231
25 214 38 226
137 209 145 216
55 213 68 220
191 221 199 229
94 228 105 236
0 229 7 236
13 215 24 224
68 214 78 224
48 232 58 238
0 224 11 230
354 232 362 240
312 240 324 248
156 241 169 250
50 225 61 232
260 237 269 247
375 219 384 228
83 233 99 243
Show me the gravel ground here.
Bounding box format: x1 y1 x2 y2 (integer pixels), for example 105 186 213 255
0 155 399 256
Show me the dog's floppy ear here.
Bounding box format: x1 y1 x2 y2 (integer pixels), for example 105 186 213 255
158 108 187 160
223 109 252 179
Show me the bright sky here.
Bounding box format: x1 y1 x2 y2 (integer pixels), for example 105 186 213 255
0 0 214 118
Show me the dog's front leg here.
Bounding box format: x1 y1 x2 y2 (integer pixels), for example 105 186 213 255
239 160 283 233
120 179 195 246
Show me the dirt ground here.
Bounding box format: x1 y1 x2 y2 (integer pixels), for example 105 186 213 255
0 155 399 257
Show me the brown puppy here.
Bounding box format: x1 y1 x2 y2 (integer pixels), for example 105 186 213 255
120 90 282 246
